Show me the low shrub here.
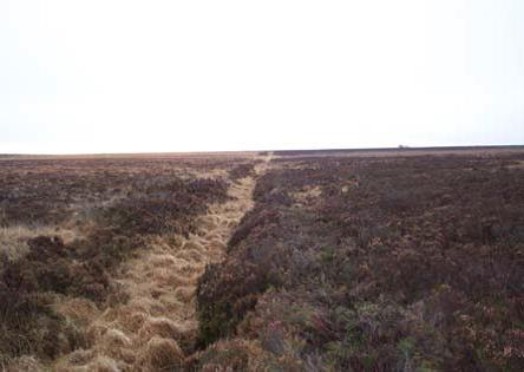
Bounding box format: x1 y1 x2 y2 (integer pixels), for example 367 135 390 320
197 260 270 347
195 153 524 370
229 163 255 181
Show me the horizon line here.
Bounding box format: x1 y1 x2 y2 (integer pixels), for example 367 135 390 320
2 144 523 158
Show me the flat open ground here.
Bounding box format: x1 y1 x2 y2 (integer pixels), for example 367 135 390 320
0 147 523 370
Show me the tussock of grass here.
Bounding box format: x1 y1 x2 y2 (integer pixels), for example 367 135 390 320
3 355 44 372
0 225 77 263
119 311 149 333
54 297 99 326
88 355 121 372
141 336 184 370
104 328 132 348
138 317 187 341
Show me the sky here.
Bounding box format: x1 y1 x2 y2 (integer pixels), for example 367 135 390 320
1 0 523 154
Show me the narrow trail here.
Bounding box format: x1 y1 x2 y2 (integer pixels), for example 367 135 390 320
54 155 272 371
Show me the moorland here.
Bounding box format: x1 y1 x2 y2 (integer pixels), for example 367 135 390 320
0 148 522 370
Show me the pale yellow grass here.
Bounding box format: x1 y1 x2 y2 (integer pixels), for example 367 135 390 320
0 225 78 261
4 355 44 372
291 185 322 206
507 160 524 169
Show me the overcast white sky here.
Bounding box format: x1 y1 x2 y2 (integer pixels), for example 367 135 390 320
1 0 523 154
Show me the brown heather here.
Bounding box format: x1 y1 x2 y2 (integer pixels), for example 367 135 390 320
1 149 523 371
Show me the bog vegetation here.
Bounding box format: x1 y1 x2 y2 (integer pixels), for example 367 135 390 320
0 156 247 370
0 150 523 370
194 152 524 370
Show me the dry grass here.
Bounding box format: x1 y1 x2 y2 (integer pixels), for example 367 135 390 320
3 355 44 372
0 225 78 262
290 185 322 208
4 150 522 369
39 156 264 370
140 336 184 370
0 154 265 370
54 298 100 327
507 159 524 169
